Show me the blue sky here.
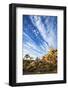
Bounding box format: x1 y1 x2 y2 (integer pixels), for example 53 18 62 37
23 15 57 59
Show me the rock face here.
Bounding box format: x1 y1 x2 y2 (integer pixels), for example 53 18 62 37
23 49 57 75
42 49 57 64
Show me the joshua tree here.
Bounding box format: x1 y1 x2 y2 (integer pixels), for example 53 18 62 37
23 54 34 60
24 54 30 60
36 57 39 61
25 54 30 58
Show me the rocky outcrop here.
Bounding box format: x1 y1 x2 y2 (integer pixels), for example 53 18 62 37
23 49 57 75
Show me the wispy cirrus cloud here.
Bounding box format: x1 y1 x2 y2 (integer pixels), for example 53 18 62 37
23 15 57 59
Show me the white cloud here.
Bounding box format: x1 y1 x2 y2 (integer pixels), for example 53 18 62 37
30 16 57 49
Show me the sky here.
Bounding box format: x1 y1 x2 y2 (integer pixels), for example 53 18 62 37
23 15 57 59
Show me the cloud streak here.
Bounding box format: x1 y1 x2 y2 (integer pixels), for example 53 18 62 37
23 15 57 59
